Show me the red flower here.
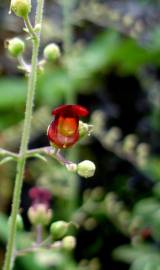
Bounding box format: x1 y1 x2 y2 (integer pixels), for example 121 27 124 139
47 104 89 148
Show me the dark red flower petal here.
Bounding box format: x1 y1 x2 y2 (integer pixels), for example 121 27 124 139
48 118 79 148
52 104 89 117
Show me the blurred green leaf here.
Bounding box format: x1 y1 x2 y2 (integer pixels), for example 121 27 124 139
113 244 160 264
0 77 26 109
133 198 160 220
130 255 160 270
143 157 160 182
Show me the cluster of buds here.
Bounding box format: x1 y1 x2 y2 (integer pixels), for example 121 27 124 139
91 109 149 170
47 104 96 178
4 0 96 267
122 135 150 168
50 221 76 251
105 192 131 234
27 187 52 226
27 188 77 250
103 127 122 149
7 0 61 73
136 143 150 168
7 0 96 180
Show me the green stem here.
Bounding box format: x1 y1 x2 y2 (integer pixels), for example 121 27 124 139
3 1 44 269
61 0 74 54
24 16 37 40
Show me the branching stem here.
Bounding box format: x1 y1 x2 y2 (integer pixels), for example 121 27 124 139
3 1 44 269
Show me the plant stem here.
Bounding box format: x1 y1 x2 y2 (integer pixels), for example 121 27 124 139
62 0 73 54
24 16 37 40
3 1 44 269
36 225 43 245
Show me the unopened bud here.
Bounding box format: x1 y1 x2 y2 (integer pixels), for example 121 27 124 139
91 110 106 135
123 134 138 154
50 221 69 240
7 37 25 57
105 192 117 214
104 127 121 148
43 43 61 62
62 236 76 251
79 121 93 138
28 204 52 226
136 143 150 157
8 214 24 231
136 143 150 167
10 0 31 18
77 160 96 178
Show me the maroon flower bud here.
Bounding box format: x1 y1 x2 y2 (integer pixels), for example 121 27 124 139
29 187 52 208
28 187 53 226
47 104 89 149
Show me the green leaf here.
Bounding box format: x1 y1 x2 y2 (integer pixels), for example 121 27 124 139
113 244 160 264
0 77 26 109
130 255 160 270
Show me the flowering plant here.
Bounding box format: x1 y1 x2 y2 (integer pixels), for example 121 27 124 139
1 1 96 269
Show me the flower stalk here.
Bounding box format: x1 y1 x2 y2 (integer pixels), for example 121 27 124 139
3 0 44 269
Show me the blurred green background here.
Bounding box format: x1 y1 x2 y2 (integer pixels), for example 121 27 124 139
1 0 160 269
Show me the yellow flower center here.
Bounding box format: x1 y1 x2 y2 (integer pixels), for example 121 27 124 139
58 116 77 137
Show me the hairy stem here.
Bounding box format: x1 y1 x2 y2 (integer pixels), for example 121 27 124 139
3 1 44 269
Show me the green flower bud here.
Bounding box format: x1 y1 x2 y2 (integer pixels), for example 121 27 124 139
8 214 24 231
91 110 106 135
62 236 76 251
79 121 93 138
104 127 121 148
28 204 52 226
123 134 138 154
77 160 96 178
136 143 150 158
43 43 61 62
10 0 31 18
50 221 69 240
7 37 25 57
